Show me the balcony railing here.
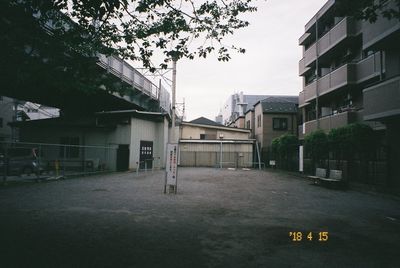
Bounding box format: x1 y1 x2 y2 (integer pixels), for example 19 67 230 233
362 0 400 49
301 52 382 102
299 58 311 76
299 91 306 107
303 111 357 135
356 52 382 82
363 76 400 121
318 17 356 56
301 17 356 68
98 54 159 99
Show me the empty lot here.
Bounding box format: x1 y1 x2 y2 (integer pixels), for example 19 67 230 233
0 168 399 267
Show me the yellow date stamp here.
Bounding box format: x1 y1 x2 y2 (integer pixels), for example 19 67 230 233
289 231 329 242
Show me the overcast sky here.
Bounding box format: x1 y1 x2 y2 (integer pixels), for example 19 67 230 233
151 0 325 121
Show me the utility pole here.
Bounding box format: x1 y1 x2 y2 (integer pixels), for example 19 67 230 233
315 14 320 129
171 59 177 142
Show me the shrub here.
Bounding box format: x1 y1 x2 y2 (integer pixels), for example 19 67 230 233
304 129 329 164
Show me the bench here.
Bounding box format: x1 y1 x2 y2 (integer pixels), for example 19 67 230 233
320 169 343 188
308 169 344 188
308 168 327 185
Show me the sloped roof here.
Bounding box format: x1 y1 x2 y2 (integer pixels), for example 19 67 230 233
189 117 223 126
260 96 298 114
242 95 298 112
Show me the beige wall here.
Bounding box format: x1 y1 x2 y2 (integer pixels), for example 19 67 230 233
180 124 250 140
179 142 253 168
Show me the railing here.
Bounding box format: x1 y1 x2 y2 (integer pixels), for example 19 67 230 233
363 76 400 121
362 0 400 48
299 91 306 107
304 0 335 32
303 111 357 135
304 80 317 102
299 58 311 76
302 17 356 68
356 52 382 82
97 54 160 100
318 18 356 56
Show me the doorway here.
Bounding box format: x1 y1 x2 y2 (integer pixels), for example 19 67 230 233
139 141 153 169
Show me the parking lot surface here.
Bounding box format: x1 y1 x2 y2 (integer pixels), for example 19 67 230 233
0 168 399 267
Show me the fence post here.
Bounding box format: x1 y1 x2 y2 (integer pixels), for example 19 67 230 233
63 145 66 177
2 146 7 184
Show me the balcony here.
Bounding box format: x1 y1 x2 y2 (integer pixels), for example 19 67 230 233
363 76 400 121
303 111 358 135
301 17 357 68
356 52 382 83
304 0 335 32
303 63 355 101
301 53 382 102
299 91 306 107
317 17 356 56
362 0 400 49
299 58 311 76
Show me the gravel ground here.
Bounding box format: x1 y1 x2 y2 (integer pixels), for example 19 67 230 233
0 167 399 268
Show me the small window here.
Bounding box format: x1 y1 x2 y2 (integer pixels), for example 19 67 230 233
257 115 261 128
0 117 3 128
273 118 288 130
200 134 206 140
246 120 251 129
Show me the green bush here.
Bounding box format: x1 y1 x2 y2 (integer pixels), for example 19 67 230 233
328 123 376 159
304 129 329 164
271 134 298 170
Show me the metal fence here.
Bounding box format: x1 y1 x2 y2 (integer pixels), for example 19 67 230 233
266 141 389 187
1 141 118 182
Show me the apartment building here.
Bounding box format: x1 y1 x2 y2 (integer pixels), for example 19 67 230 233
299 0 400 187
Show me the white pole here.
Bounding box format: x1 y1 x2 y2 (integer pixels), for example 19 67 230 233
220 141 223 169
171 60 177 143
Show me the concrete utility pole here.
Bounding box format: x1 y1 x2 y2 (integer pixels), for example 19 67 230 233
171 59 177 142
315 14 320 130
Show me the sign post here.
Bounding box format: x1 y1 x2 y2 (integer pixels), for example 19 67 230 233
164 143 179 194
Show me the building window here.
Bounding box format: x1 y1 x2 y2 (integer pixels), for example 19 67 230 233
200 134 206 140
257 115 261 128
246 120 251 129
59 137 80 158
0 117 3 128
273 118 288 130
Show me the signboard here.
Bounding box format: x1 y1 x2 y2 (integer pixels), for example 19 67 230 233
165 143 179 187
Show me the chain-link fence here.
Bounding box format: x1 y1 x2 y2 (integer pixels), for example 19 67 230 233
1 141 118 182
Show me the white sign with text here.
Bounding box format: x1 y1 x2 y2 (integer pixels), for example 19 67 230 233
166 143 178 186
